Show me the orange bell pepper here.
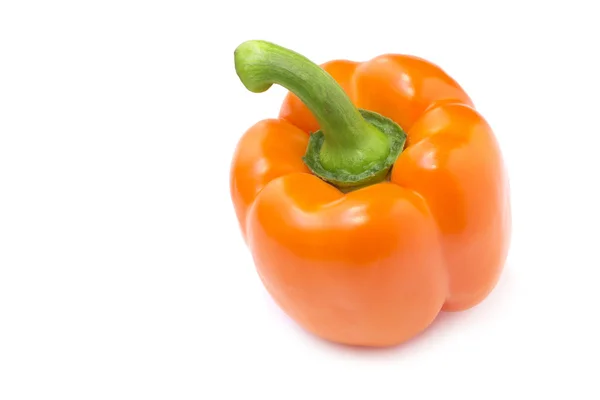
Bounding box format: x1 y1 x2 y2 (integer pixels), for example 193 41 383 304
230 40 511 347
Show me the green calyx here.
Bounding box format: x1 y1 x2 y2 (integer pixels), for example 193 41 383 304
303 109 406 190
234 40 406 190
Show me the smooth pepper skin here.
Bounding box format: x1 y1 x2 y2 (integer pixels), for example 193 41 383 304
231 53 511 347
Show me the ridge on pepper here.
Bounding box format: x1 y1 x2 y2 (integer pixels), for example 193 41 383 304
230 40 511 347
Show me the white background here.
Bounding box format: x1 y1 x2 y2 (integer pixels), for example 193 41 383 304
1 1 599 398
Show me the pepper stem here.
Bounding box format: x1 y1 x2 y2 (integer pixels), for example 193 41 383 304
234 40 405 189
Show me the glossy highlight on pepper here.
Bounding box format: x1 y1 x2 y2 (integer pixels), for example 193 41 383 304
231 40 511 347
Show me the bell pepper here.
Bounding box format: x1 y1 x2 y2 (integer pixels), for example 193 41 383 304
230 40 511 347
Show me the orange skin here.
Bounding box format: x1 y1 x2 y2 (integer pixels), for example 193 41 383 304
231 55 511 347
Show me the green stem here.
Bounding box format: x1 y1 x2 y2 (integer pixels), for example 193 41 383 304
234 40 405 189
